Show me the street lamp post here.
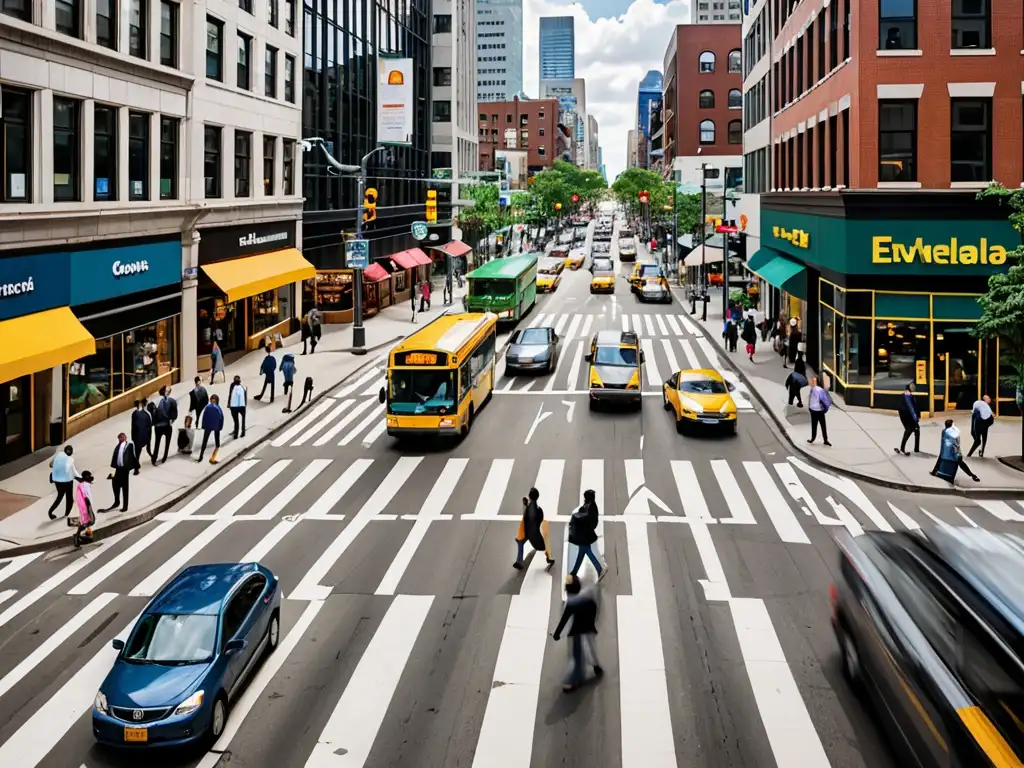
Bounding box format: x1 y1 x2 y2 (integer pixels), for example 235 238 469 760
351 145 389 354
700 162 708 321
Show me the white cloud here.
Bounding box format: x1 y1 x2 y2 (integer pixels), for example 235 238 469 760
522 0 692 181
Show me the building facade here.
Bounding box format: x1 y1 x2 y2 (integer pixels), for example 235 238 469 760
538 16 574 81
0 0 303 466
587 114 599 170
627 129 638 168
635 69 662 170
741 0 1024 417
476 0 523 103
477 97 558 181
539 78 586 168
432 0 479 200
692 0 742 24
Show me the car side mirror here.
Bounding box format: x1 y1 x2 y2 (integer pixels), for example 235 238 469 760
640 352 646 364
111 638 125 651
664 378 675 389
378 387 386 404
225 638 247 654
726 382 736 392
552 334 559 344
585 353 592 362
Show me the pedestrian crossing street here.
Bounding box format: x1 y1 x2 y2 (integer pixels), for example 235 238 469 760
0 454 1020 766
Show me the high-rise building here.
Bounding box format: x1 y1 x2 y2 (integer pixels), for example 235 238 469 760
476 0 524 102
539 17 575 81
637 70 663 169
692 0 742 24
540 79 587 168
433 0 480 201
587 115 600 171
627 130 639 168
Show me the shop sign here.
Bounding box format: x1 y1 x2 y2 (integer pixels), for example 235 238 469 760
871 236 1007 266
200 221 297 262
0 252 71 320
69 240 181 306
916 360 927 386
773 226 809 248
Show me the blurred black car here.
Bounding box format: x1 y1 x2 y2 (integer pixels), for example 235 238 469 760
504 327 560 375
832 526 1024 767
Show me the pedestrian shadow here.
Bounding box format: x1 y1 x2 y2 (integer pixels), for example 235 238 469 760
542 673 602 724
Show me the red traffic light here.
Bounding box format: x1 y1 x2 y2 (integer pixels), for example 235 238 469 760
638 190 650 204
571 194 579 203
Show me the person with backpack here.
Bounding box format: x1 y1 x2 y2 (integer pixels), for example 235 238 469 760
513 487 555 570
568 490 605 581
151 386 178 464
807 376 832 447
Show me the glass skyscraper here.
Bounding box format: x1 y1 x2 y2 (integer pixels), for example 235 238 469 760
477 0 524 102
538 17 574 81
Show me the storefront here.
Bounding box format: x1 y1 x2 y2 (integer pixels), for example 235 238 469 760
197 221 313 364
751 192 1020 417
432 241 473 278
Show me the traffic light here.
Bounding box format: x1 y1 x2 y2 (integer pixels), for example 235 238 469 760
571 194 579 203
363 187 378 224
426 189 437 223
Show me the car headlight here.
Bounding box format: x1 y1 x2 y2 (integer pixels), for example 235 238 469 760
720 401 733 413
173 690 205 717
94 691 109 715
679 396 704 413
439 418 454 427
626 373 640 390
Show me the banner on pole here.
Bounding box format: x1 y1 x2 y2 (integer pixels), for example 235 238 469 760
377 57 414 146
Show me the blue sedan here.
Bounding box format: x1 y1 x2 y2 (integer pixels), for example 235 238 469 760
93 562 281 748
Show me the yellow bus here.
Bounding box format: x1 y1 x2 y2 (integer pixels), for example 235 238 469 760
378 312 498 439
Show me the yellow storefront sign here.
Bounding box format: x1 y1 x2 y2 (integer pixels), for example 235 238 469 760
872 236 1007 266
773 226 810 248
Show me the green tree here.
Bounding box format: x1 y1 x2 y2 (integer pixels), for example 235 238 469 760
611 167 664 215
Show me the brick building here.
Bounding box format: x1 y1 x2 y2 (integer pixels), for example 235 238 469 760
478 98 559 185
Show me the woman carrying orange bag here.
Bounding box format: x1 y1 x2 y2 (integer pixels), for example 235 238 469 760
514 487 555 570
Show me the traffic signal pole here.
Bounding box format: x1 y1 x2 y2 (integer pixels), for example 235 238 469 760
352 146 387 354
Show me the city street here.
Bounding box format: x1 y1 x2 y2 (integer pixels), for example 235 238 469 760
1 233 1023 768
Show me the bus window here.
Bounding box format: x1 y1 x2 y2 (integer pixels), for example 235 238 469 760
389 369 456 413
470 279 514 296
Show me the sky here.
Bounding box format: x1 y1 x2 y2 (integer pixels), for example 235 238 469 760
521 0 693 181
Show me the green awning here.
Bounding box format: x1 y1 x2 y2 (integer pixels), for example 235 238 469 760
745 247 776 273
745 249 806 299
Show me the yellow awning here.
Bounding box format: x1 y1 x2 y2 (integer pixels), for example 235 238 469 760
0 307 95 384
201 248 316 303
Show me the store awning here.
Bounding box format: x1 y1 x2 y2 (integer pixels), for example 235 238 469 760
409 248 433 267
745 249 806 298
0 307 95 384
201 248 316 303
363 262 389 282
390 250 420 270
684 244 724 266
440 241 473 258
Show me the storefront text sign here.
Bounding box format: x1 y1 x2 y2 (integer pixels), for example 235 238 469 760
200 221 297 261
773 226 809 248
238 231 289 248
0 277 33 297
69 240 181 306
872 236 1007 266
112 260 149 277
0 253 71 320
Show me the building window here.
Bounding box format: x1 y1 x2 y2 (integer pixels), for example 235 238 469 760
128 112 149 200
880 0 916 50
129 0 147 59
283 139 294 195
877 100 916 182
434 14 452 33
728 89 742 108
206 17 223 80
1 0 30 22
284 0 294 35
56 0 79 36
284 55 295 102
433 100 452 122
204 125 221 198
433 67 452 86
235 130 252 197
239 0 252 13
263 135 275 196
53 97 80 202
159 117 178 200
699 89 715 108
237 33 252 90
728 120 742 144
699 119 716 144
699 51 715 72
268 0 278 27
952 0 989 49
950 98 991 182
96 0 116 49
728 49 741 73
93 104 117 201
2 87 30 202
160 1 178 67
265 45 277 97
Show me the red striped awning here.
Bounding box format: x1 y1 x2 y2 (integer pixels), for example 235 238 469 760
362 262 389 282
441 241 472 258
408 248 433 266
390 250 420 270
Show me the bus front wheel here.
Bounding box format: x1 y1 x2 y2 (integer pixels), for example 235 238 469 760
462 406 474 437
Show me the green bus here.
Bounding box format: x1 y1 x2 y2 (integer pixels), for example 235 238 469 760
464 252 539 321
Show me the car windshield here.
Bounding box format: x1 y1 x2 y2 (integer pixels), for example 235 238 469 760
539 264 559 275
594 270 614 278
517 328 550 345
593 261 613 271
389 369 456 414
594 345 637 367
123 613 217 665
679 376 728 394
469 279 514 297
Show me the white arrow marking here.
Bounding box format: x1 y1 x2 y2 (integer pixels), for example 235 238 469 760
561 400 575 422
622 459 674 516
887 503 920 530
524 402 551 445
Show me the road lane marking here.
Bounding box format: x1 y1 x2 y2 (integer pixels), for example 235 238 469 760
643 315 656 336
535 460 564 523
528 312 547 328
654 314 668 335
641 339 660 387
564 340 585 391
376 460 468 595
621 314 629 332
632 314 642 336
177 460 260 516
68 527 171 596
288 400 352 446
678 313 703 337
334 366 383 398
888 503 920 530
660 339 679 378
976 499 1024 523
0 553 41 587
361 419 387 446
565 314 582 341
553 314 569 335
580 315 593 338
524 402 551 445
670 461 712 521
788 457 894 532
257 459 333 519
312 398 378 447
544 345 572 392
665 315 682 336
338 405 384 447
774 464 857 535
359 381 381 396
465 459 515 518
305 459 373 517
215 459 291 516
712 460 756 524
678 339 701 369
743 462 810 544
129 520 234 598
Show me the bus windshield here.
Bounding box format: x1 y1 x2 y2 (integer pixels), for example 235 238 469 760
470 279 514 297
389 369 457 414
594 346 637 367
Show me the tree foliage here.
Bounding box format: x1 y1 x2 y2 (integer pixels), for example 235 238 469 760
611 167 702 237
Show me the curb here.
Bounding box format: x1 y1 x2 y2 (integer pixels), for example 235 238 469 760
0 338 398 558
699 319 1024 500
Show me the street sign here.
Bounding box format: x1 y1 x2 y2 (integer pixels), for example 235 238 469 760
499 193 510 208
411 221 428 240
432 167 453 180
346 239 369 269
182 266 198 280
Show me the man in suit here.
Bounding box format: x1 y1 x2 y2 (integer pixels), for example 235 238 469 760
104 432 139 512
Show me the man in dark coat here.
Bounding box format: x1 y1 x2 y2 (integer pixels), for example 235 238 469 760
553 574 603 692
103 432 140 512
130 399 153 464
514 487 555 569
895 383 921 455
151 387 177 464
255 347 277 403
568 490 604 580
188 377 209 420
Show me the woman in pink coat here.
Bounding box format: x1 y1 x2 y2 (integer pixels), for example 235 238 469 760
71 470 96 548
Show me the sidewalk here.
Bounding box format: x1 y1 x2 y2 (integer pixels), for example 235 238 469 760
0 284 467 553
685 288 1024 495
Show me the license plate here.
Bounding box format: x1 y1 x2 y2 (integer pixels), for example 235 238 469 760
700 419 719 425
519 358 533 364
124 727 148 743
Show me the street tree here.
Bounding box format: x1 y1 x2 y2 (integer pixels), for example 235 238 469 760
611 167 664 215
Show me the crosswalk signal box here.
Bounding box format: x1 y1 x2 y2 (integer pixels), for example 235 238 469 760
363 187 378 224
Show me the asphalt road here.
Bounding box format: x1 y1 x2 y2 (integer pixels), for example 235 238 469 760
0 222 1022 768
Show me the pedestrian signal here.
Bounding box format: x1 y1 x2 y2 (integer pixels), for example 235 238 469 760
363 187 378 224
426 189 437 223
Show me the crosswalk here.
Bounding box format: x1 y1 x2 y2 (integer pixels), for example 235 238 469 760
0 454 1020 766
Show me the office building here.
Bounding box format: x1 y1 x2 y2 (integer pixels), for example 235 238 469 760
587 114 599 170
477 97 558 183
741 0 1022 419
693 0 742 24
539 78 587 168
627 129 639 168
538 17 574 81
0 0 303 465
432 0 480 201
636 70 662 169
476 0 524 102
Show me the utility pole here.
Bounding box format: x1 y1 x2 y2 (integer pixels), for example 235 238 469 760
351 145 388 354
700 162 708 321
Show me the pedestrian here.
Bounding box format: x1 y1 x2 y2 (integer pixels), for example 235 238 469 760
784 318 802 369
932 418 981 484
784 359 807 407
552 574 603 693
895 383 921 455
47 445 81 519
228 375 247 439
411 286 417 323
209 340 226 384
255 346 277 403
197 394 224 464
151 387 177 464
70 470 96 548
770 314 786 360
177 415 196 455
302 307 321 355
807 376 832 447
188 376 209 420
967 394 994 458
298 375 315 407
420 280 431 313
103 432 139 512
568 490 605 581
513 487 555 570
280 353 297 413
741 313 757 361
131 399 154 463
724 317 738 353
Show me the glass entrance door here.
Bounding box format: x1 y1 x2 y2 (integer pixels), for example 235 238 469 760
1 377 30 465
933 327 980 412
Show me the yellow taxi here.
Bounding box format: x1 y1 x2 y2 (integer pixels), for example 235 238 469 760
564 248 586 270
536 257 564 292
628 262 664 292
662 369 738 434
590 267 615 293
586 330 643 410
